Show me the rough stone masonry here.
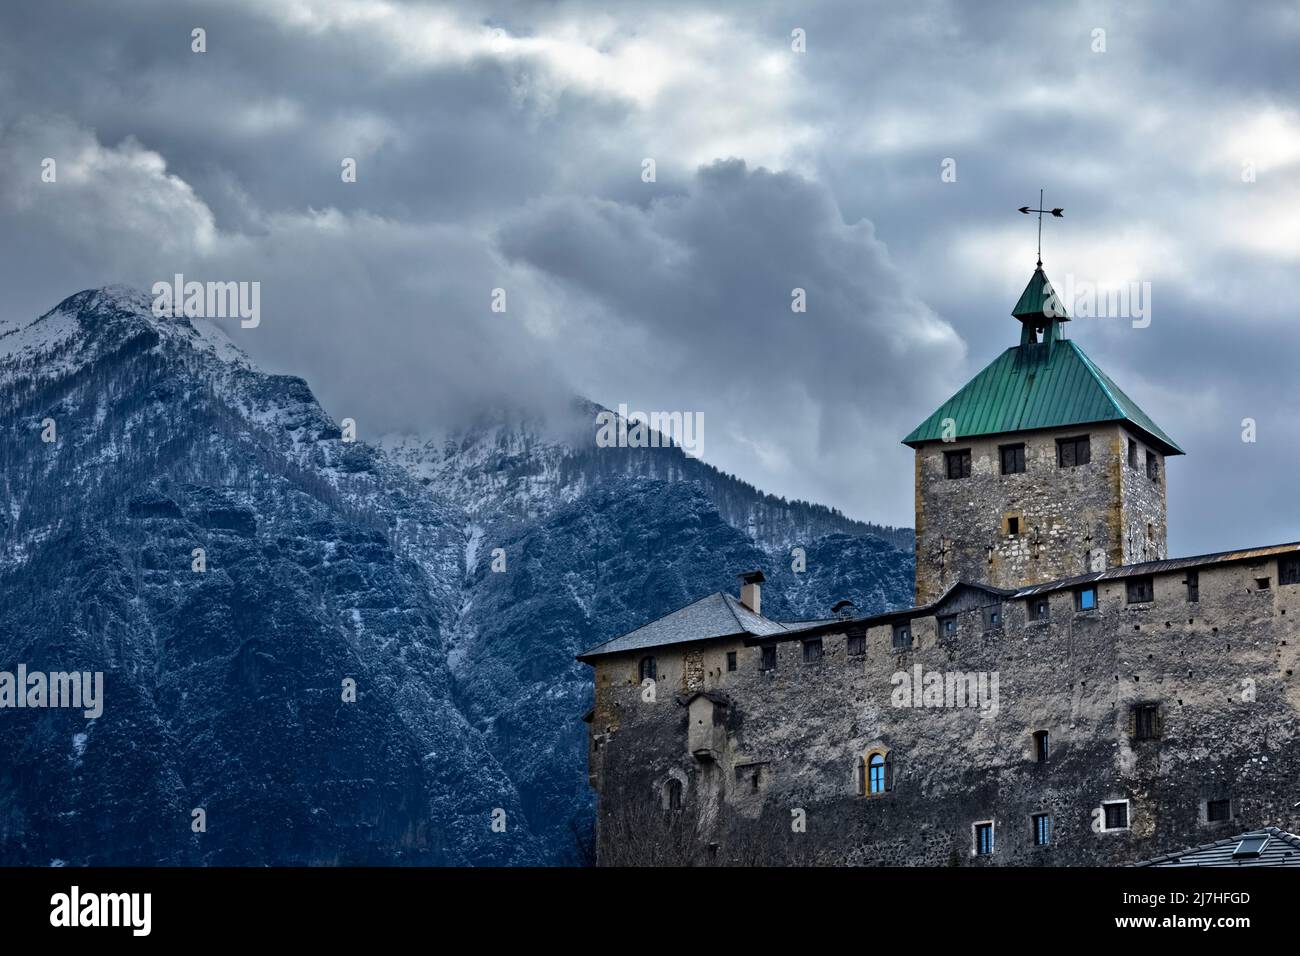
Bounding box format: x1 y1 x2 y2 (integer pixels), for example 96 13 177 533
578 264 1300 866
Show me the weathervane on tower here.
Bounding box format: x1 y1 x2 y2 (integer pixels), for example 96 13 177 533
1018 189 1063 268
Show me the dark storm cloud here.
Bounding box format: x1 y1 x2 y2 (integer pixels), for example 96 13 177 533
0 0 1297 548
498 159 962 512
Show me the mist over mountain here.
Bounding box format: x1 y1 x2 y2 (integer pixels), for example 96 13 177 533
0 288 913 865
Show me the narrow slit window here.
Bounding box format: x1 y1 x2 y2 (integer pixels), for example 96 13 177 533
1033 730 1049 763
726 651 737 672
983 604 1002 629
1033 814 1052 846
666 778 683 812
639 656 657 682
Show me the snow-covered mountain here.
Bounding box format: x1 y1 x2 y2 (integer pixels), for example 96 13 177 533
0 288 914 865
382 408 912 552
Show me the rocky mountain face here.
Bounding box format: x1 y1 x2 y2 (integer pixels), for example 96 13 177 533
382 408 912 553
0 288 914 865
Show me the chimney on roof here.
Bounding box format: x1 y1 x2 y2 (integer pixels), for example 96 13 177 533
738 571 765 616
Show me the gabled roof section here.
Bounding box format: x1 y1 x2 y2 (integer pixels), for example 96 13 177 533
1133 827 1300 867
576 592 788 662
902 338 1183 455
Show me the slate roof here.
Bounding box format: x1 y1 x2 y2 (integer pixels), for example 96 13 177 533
902 337 1183 456
1133 827 1300 867
575 592 794 661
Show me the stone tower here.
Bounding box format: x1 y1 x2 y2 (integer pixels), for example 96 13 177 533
903 266 1182 605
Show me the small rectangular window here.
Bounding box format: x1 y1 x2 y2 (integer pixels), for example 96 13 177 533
892 622 913 650
974 822 994 856
846 634 866 657
1206 799 1232 823
937 615 957 638
1128 437 1138 469
1057 435 1091 468
1126 576 1154 604
760 645 777 672
1033 813 1052 846
726 651 737 672
1186 571 1200 603
945 449 972 480
1030 598 1050 621
1255 577 1271 591
1133 703 1160 741
1146 450 1159 480
1281 556 1300 586
983 604 1002 630
1000 443 1025 475
1076 586 1097 611
1103 801 1129 830
1007 516 1020 536
735 764 764 791
1033 730 1049 763
802 638 823 664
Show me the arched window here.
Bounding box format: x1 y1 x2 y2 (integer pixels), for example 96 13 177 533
665 778 683 812
861 750 894 795
869 754 886 794
639 656 657 682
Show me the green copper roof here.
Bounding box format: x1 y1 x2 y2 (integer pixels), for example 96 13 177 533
902 337 1183 454
1012 266 1069 321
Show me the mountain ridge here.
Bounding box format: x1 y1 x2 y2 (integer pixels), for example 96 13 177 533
0 287 915 864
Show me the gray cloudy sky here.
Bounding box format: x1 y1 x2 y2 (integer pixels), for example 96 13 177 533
2 0 1297 554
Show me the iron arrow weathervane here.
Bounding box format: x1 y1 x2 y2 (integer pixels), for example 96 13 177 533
1018 188 1063 267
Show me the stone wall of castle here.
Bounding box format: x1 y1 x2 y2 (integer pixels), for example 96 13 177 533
1118 431 1169 565
588 556 1300 866
913 424 1166 605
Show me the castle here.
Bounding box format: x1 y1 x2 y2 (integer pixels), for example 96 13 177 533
578 262 1300 866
